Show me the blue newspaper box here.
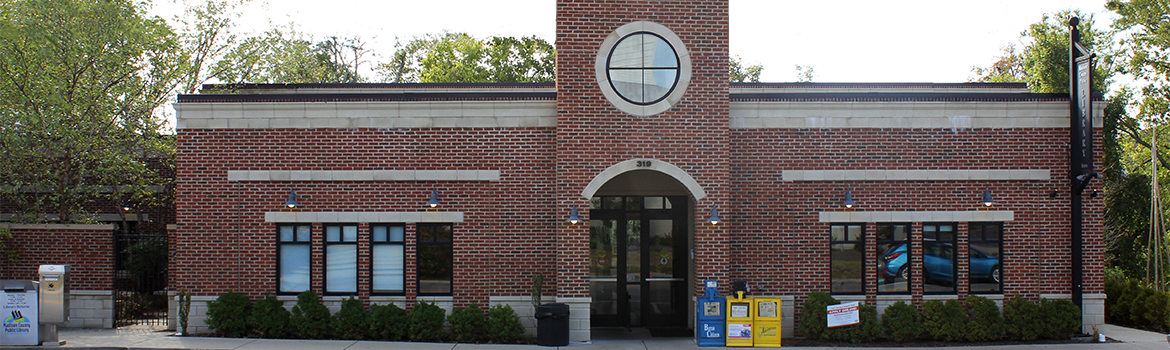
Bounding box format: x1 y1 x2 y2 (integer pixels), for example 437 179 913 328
696 279 725 347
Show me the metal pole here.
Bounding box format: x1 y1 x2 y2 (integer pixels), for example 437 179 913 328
1068 16 1084 315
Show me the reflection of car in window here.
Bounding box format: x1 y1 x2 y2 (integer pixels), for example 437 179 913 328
880 243 1000 284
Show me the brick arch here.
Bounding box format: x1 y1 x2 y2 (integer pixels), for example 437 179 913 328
580 159 706 201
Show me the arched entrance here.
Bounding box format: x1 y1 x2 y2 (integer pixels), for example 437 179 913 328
587 167 695 330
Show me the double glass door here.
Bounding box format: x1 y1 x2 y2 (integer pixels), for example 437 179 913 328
589 196 688 328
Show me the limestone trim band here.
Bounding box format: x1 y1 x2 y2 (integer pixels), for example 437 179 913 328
228 170 501 182
581 159 706 201
818 211 1014 223
783 169 1050 182
264 211 464 223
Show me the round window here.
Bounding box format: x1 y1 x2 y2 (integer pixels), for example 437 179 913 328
595 21 691 117
606 33 680 105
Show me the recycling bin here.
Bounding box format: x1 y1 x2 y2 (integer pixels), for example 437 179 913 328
1 280 39 346
696 279 725 347
535 303 569 346
753 297 782 347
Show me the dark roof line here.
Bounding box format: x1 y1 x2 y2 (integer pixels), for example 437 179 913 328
178 91 557 103
729 92 1096 101
201 82 555 90
730 82 1029 88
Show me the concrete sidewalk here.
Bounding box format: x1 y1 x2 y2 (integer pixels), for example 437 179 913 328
0 324 1165 350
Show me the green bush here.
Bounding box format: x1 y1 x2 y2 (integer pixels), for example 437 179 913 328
1129 285 1152 326
1039 298 1081 339
921 299 966 342
485 304 525 344
290 291 331 339
449 303 485 343
1103 277 1125 324
409 302 447 342
830 303 880 343
332 296 369 340
965 295 1003 342
1004 295 1041 341
369 303 409 341
1112 279 1141 326
249 293 291 338
798 292 838 340
206 291 252 337
880 301 921 343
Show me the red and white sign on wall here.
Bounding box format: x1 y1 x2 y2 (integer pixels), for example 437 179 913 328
826 301 860 328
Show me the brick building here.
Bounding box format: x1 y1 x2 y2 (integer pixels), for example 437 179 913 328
171 0 1104 341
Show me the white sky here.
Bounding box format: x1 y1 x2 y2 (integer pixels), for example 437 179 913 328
150 0 1114 83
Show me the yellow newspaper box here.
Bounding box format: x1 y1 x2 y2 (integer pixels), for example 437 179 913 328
753 297 782 347
725 294 753 347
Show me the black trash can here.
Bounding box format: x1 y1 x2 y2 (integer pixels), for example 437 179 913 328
535 303 570 346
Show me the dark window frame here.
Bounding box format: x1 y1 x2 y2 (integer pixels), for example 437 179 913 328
276 224 312 295
876 223 912 294
606 31 681 106
370 224 406 295
416 223 454 296
968 222 1005 294
829 223 866 295
323 223 359 295
922 223 958 295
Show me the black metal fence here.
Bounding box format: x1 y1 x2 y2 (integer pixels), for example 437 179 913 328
113 222 168 327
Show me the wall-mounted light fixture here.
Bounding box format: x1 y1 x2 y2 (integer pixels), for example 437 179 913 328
842 190 856 209
708 206 721 225
981 188 994 207
285 189 299 208
1050 190 1058 199
427 188 441 208
567 208 581 225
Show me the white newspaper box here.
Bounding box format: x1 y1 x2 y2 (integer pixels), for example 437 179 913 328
2 280 39 346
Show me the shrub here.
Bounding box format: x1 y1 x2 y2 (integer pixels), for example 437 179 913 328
206 291 252 337
921 299 966 342
881 301 921 343
409 302 447 342
1141 289 1170 331
290 291 331 339
178 288 192 336
1111 279 1141 326
798 292 838 340
1039 298 1081 339
369 303 409 341
1104 276 1123 324
1004 295 1041 341
1129 285 1152 326
332 296 370 340
449 303 486 343
965 295 1003 342
249 293 291 338
485 304 525 344
830 303 880 343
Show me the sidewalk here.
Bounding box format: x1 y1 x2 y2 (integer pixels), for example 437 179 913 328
0 324 1165 350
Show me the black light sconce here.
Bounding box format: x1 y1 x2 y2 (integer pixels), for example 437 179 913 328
842 190 856 209
1050 190 1059 199
981 188 994 207
427 188 441 208
708 206 721 225
567 208 582 225
285 189 299 208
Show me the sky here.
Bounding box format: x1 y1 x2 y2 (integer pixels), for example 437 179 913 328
149 0 1115 83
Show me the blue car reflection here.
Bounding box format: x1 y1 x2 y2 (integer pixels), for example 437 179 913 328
880 243 1000 284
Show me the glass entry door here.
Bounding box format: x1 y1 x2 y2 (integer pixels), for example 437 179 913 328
589 196 688 328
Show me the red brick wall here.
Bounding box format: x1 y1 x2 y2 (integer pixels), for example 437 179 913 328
555 0 732 298
173 128 558 304
0 226 114 290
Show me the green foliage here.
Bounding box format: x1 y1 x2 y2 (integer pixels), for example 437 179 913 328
449 303 485 343
408 302 447 342
965 295 1004 342
377 32 554 83
729 55 763 83
1004 295 1042 341
249 293 291 338
797 292 838 339
1106 277 1170 332
331 296 369 340
121 239 167 277
485 304 525 344
880 301 921 343
830 304 880 343
1039 298 1082 339
290 291 331 339
0 228 17 263
0 0 178 223
206 291 252 337
215 26 368 84
531 272 544 309
922 300 966 341
969 10 1111 94
178 288 192 336
368 303 409 341
1109 0 1170 125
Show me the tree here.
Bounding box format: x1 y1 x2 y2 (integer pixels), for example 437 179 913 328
729 55 763 83
215 26 370 84
970 9 1112 94
794 64 815 83
0 0 180 223
377 32 554 83
171 0 250 93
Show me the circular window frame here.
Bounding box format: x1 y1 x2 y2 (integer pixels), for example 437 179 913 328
595 21 691 117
